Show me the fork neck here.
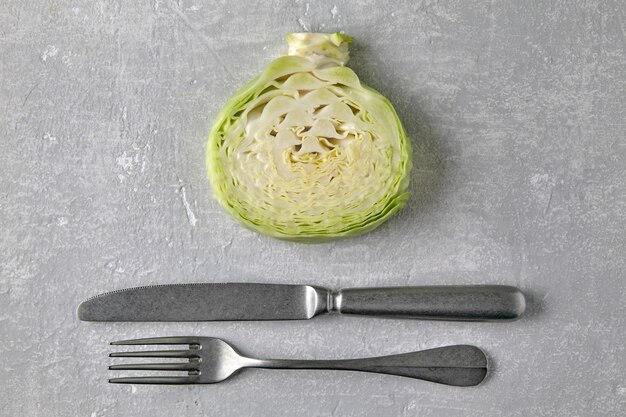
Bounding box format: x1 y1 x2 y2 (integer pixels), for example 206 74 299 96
247 358 348 369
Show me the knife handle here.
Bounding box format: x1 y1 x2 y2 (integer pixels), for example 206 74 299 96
332 285 525 321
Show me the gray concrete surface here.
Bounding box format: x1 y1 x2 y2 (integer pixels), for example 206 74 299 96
1 1 625 416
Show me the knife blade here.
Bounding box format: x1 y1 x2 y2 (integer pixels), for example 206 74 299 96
77 283 525 322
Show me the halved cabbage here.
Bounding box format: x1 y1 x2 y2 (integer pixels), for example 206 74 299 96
207 33 411 242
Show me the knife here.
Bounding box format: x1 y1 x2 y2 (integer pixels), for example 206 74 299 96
77 283 525 322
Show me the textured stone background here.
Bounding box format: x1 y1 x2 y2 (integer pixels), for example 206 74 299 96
1 0 625 416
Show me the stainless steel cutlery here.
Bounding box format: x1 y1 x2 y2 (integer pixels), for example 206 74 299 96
109 336 488 386
77 283 525 386
79 283 525 322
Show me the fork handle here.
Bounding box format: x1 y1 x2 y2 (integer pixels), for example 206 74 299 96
333 285 525 321
252 345 487 386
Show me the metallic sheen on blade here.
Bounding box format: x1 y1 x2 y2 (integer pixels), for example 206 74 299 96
77 283 329 322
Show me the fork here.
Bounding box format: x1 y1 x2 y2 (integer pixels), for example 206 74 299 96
109 336 488 386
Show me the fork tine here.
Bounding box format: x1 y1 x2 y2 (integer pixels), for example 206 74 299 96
110 336 198 346
109 350 198 358
109 362 198 371
109 376 198 385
